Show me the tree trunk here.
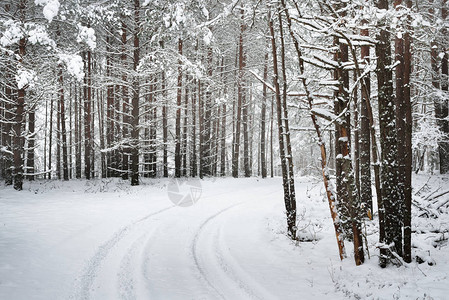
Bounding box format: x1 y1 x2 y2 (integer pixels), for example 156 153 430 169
191 74 197 177
75 83 82 179
220 100 226 176
334 34 364 265
403 0 413 264
353 72 360 198
175 38 182 178
394 2 406 232
2 65 13 184
261 50 268 178
280 0 346 259
270 94 274 178
242 77 250 177
69 82 73 178
97 83 105 178
183 82 189 176
26 103 35 180
202 47 213 177
84 50 92 180
360 26 373 217
130 0 140 186
122 19 130 180
232 10 245 178
160 40 169 178
13 31 26 190
199 77 204 178
269 9 296 239
219 56 227 176
150 77 157 177
43 97 48 179
57 86 61 180
439 2 449 174
376 0 403 265
58 65 69 180
277 8 297 240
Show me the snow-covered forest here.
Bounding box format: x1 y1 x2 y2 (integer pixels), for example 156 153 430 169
1 0 449 299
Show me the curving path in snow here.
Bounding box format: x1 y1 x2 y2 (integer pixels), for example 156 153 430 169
3 176 447 299
0 178 342 300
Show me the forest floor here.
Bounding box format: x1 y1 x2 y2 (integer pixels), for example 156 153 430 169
0 174 448 300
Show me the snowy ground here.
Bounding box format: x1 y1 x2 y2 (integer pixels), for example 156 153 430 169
0 175 448 300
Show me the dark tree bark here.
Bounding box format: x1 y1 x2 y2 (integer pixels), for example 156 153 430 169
43 96 48 179
75 83 82 179
191 74 197 177
280 0 346 259
97 82 105 178
232 9 245 178
3 55 13 185
353 72 360 198
105 35 114 177
360 26 373 216
175 38 182 178
220 57 227 176
261 50 268 179
150 77 157 178
91 73 96 179
57 85 61 180
58 65 69 180
376 0 403 266
183 82 189 176
394 2 406 230
198 77 204 178
270 94 274 178
242 79 250 177
242 49 250 177
26 101 35 180
334 33 364 265
114 84 121 177
130 0 140 186
69 82 73 178
160 40 169 178
13 33 26 190
439 2 449 174
269 9 296 239
122 19 130 180
277 8 297 239
213 104 220 176
84 49 92 180
202 46 213 177
48 96 53 180
403 0 413 264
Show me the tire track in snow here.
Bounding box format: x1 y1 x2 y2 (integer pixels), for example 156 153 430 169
192 196 278 300
71 205 174 300
117 226 159 300
213 225 276 300
191 204 242 299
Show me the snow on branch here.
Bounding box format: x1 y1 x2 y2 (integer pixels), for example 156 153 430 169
249 70 275 93
311 108 337 122
35 0 60 23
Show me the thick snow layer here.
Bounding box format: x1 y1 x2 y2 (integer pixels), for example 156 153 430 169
15 68 36 89
0 20 22 47
77 25 96 50
0 176 448 299
35 0 60 23
58 54 84 81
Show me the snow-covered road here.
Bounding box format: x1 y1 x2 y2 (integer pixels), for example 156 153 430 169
1 177 448 299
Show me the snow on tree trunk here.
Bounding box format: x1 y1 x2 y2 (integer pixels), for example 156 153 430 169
232 9 245 178
376 0 403 266
130 0 140 186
